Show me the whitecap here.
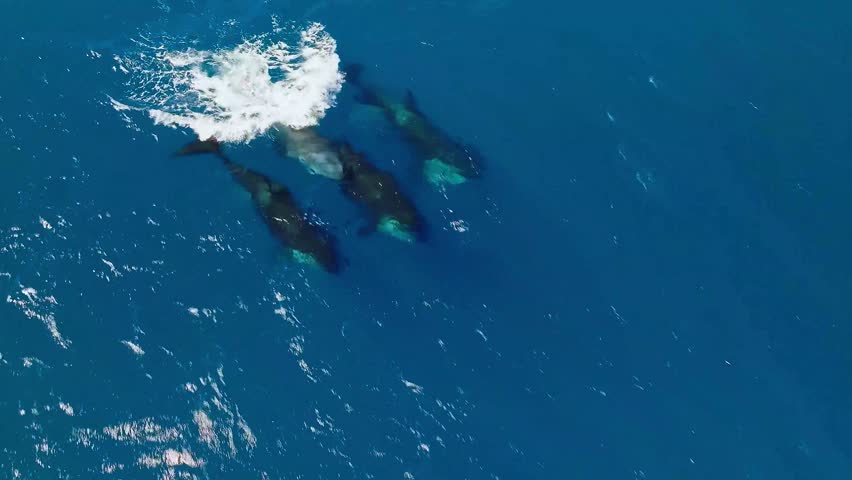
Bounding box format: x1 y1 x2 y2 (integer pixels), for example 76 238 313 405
121 340 146 356
122 22 343 143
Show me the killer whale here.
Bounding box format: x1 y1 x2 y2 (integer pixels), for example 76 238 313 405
176 138 342 273
336 141 426 242
344 64 483 187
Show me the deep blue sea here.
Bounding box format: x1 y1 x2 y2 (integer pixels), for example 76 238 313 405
1 0 851 478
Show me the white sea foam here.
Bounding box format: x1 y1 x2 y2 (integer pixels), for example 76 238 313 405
121 22 343 143
403 379 424 395
122 340 146 356
58 402 75 416
6 286 69 349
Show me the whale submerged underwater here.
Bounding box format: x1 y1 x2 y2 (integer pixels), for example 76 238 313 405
271 124 345 181
269 123 427 243
344 64 484 187
336 141 427 243
176 139 343 273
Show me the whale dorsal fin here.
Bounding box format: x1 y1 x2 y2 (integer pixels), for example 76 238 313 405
404 90 421 114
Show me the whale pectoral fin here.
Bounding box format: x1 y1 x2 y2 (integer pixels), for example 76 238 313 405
404 90 421 114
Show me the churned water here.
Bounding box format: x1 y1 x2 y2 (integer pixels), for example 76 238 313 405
1 0 851 478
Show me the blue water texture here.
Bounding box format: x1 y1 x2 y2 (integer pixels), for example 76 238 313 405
1 0 851 478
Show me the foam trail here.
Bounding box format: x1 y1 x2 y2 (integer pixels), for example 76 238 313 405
120 23 343 143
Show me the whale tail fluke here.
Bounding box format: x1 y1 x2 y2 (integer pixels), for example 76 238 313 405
404 89 422 114
174 138 227 161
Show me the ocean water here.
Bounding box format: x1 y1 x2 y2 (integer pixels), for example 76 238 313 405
2 0 852 478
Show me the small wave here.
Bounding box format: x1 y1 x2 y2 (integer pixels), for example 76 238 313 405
120 22 343 143
6 285 69 349
121 340 146 356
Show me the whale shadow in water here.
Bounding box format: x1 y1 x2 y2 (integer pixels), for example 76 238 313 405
175 138 343 274
343 63 483 188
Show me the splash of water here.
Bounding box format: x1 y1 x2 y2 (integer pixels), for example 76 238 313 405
119 23 343 143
